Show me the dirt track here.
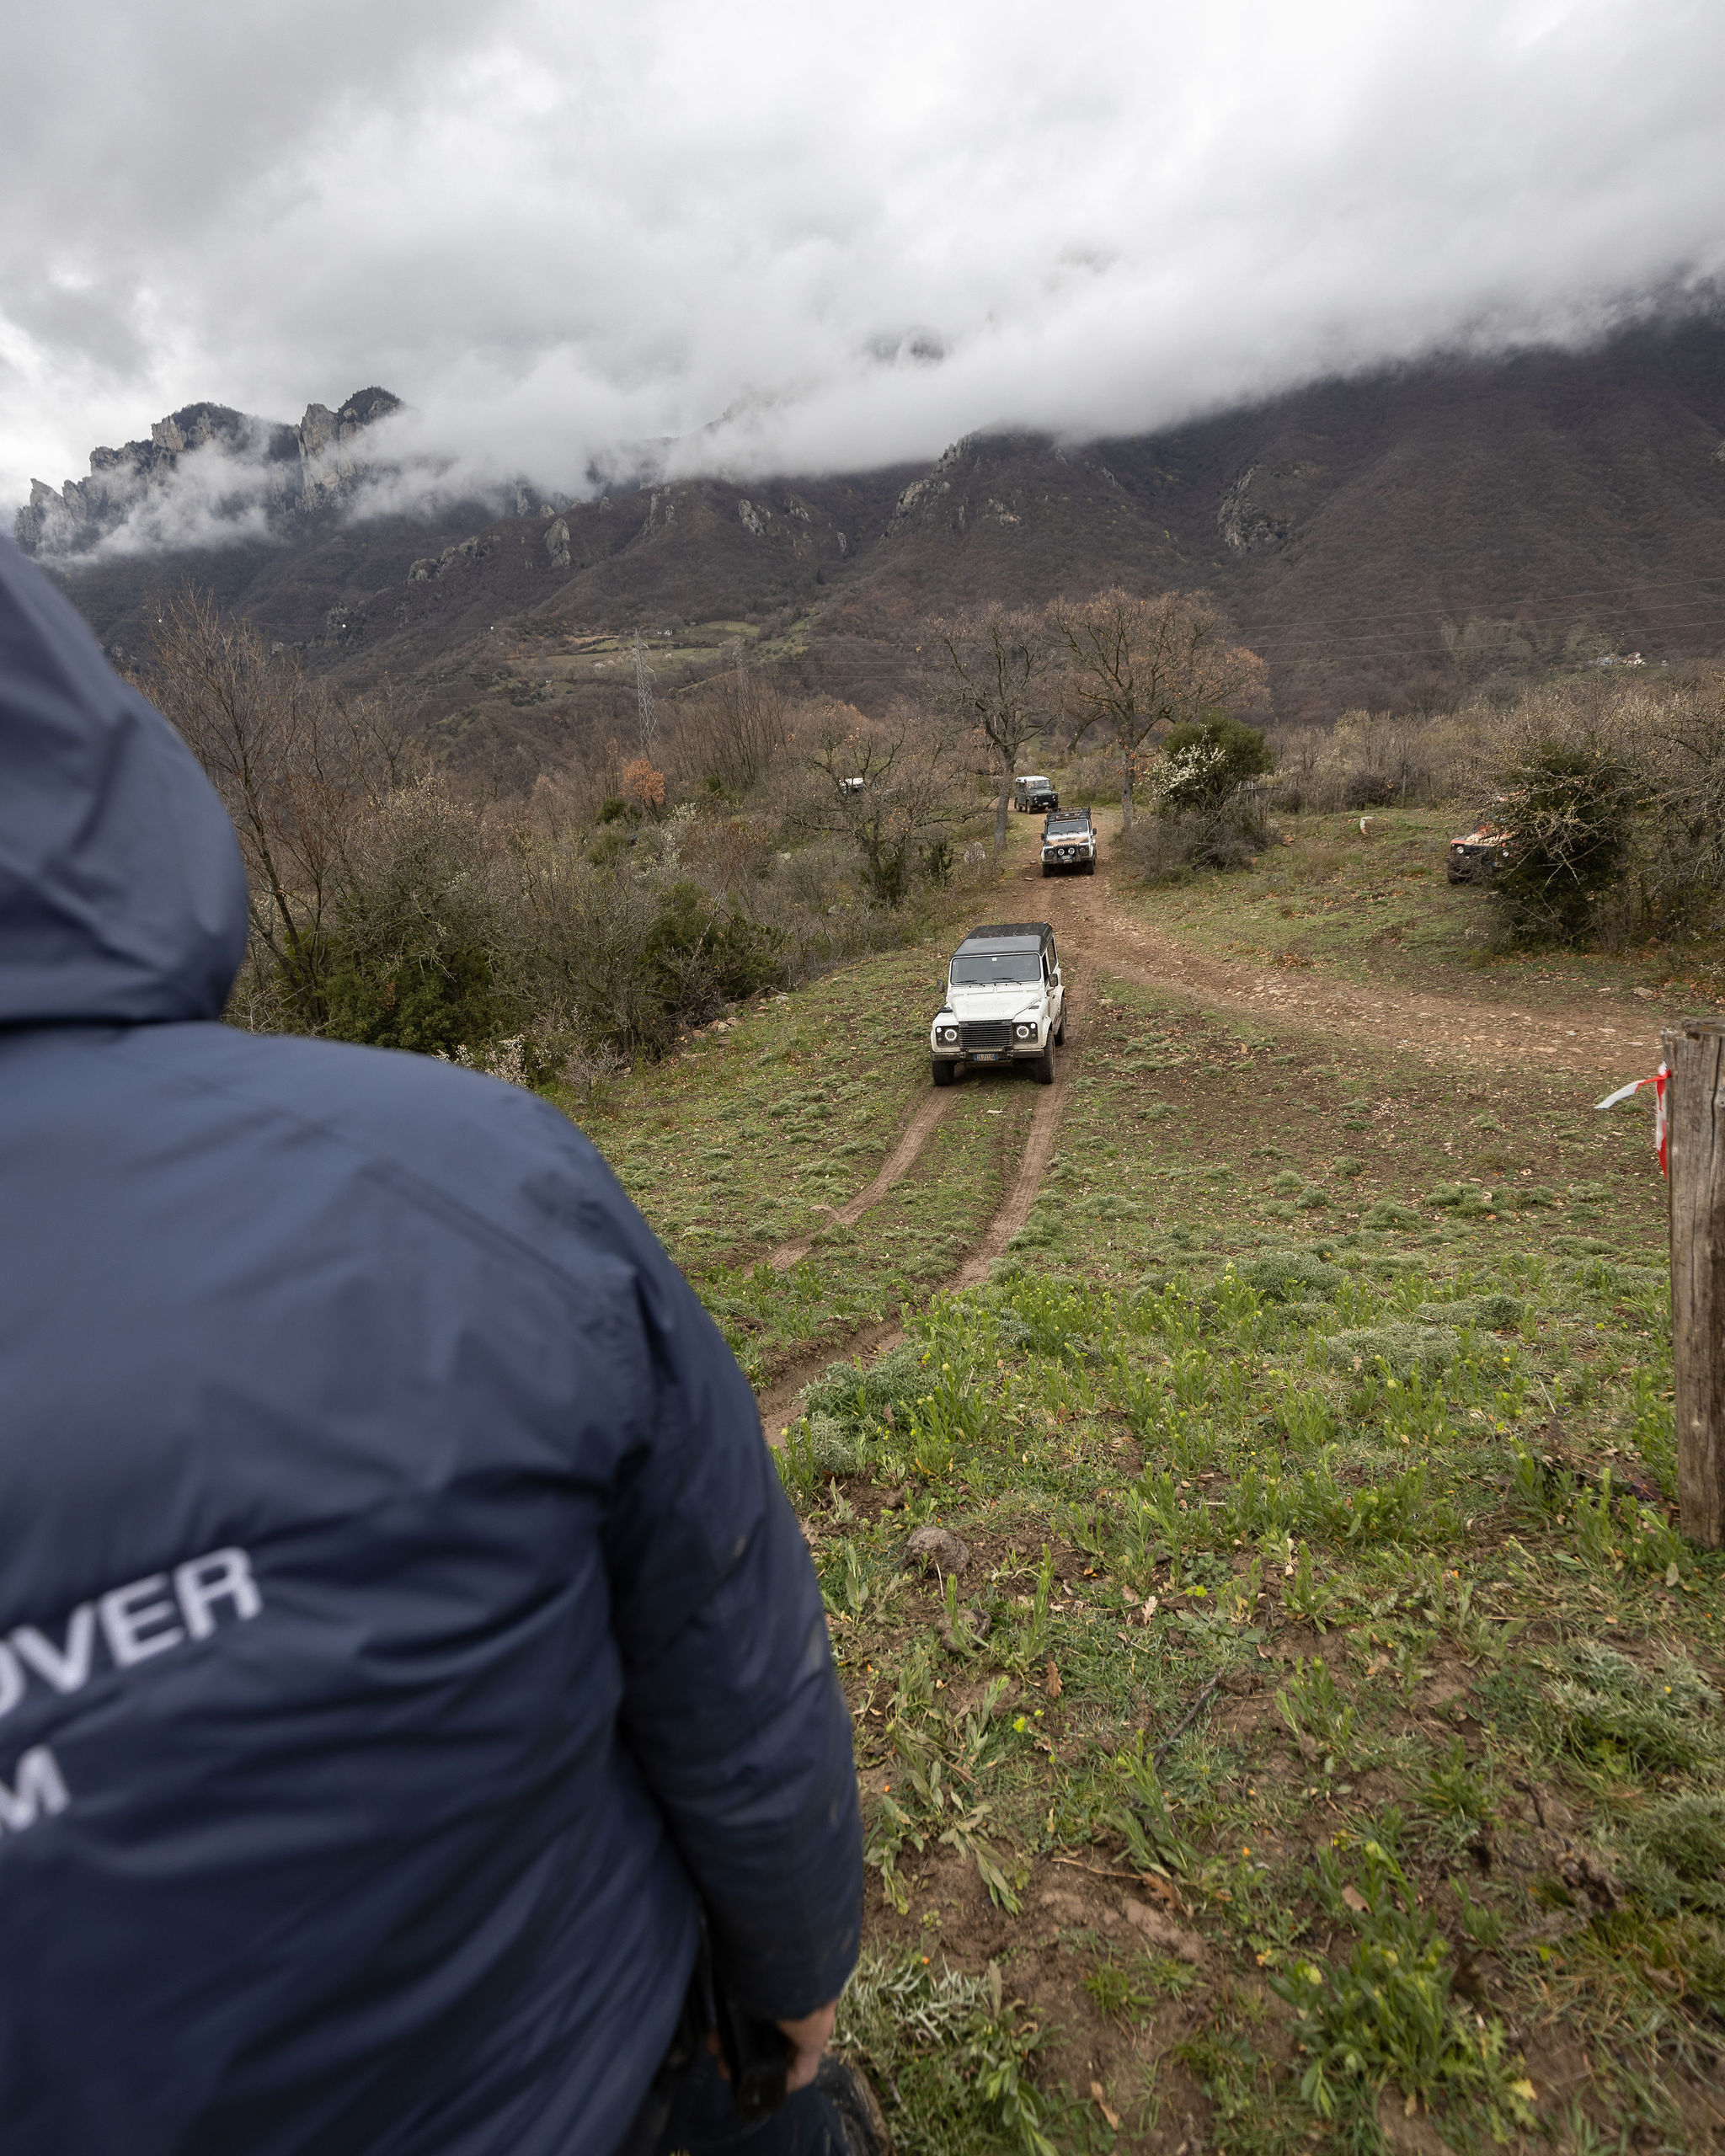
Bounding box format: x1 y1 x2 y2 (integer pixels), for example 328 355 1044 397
755 869 1092 1437
753 835 1676 1435
1047 824 1668 1080
949 1064 1068 1289
765 1088 959 1273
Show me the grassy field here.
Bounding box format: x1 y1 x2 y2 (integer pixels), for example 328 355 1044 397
565 814 1724 2155
1124 808 1725 1009
563 935 1040 1385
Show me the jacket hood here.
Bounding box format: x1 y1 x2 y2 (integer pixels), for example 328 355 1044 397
0 537 248 1027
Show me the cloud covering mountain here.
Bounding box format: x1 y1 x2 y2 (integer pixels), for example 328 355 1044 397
7 0 1725 521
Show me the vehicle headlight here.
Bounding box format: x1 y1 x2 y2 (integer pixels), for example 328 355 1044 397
1014 1021 1036 1039
939 1026 959 1044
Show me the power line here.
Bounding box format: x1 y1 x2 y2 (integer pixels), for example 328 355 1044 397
631 630 657 754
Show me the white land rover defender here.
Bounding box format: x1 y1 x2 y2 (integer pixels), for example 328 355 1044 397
928 921 1065 1086
1040 808 1097 876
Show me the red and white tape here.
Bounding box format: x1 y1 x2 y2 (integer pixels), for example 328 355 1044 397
1595 1063 1669 1177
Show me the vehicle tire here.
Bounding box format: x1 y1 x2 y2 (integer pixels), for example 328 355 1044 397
1040 863 1051 878
1033 1037 1055 1086
1084 857 1097 875
1054 1007 1065 1045
932 1058 955 1086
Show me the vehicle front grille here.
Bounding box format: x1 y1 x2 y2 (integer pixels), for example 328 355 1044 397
959 1021 1012 1052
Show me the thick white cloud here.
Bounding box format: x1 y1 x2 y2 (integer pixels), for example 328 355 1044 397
5 0 1723 513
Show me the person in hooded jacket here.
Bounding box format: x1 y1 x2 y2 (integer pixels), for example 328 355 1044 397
0 531 873 2154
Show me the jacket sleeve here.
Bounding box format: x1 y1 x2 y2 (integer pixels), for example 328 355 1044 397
595 1193 863 2022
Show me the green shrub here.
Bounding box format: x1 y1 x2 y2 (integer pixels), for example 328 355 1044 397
1413 1294 1523 1331
1157 716 1275 811
318 778 511 1056
806 1411 868 1476
1125 718 1276 881
1322 1326 1459 1380
1618 1796 1725 1918
996 1274 1103 1362
836 1951 1058 2156
1242 1251 1345 1302
1475 1292 1525 1329
323 938 506 1057
777 1412 870 1497
1548 1645 1722 1776
1361 1200 1420 1230
799 1342 931 1435
643 880 785 1012
1493 742 1637 947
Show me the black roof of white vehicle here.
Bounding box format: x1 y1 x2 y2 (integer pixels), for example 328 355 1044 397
955 921 1056 953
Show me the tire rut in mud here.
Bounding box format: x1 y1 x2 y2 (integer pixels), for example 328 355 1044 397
754 898 1087 1440
764 1086 959 1273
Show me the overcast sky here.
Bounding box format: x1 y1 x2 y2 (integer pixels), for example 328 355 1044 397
5 0 1724 516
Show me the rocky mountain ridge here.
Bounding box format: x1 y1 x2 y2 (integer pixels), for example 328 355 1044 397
14 387 403 555
19 314 1725 771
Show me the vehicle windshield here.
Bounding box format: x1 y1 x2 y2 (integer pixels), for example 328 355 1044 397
1044 815 1088 835
950 953 1042 987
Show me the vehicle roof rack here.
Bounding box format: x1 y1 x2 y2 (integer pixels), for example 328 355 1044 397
956 921 1055 949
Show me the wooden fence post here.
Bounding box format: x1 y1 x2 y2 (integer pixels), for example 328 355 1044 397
1664 1017 1725 1549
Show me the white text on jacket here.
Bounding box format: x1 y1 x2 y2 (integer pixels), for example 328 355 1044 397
0 1547 262 1716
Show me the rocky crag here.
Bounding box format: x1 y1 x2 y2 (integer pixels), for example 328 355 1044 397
14 387 402 555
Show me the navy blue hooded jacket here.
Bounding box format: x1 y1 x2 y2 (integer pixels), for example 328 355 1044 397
0 536 862 2155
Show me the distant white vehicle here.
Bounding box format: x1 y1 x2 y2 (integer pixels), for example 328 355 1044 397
928 921 1065 1086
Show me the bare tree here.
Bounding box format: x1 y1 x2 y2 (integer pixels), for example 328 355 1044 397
142 585 414 1025
1646 679 1725 912
793 698 966 906
1050 589 1268 829
926 605 1053 855
671 641 789 796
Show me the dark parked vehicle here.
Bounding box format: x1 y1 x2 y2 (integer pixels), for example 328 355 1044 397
1013 775 1059 814
1447 819 1515 884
